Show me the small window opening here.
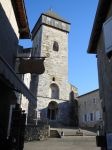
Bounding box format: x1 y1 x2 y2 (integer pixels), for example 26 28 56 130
53 41 59 51
52 77 55 81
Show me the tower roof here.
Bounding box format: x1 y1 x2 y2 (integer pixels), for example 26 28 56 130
32 10 70 39
42 10 70 24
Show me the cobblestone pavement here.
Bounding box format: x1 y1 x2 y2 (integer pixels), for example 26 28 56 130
24 136 101 150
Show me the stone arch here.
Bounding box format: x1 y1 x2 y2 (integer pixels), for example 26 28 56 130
47 101 58 120
50 83 59 99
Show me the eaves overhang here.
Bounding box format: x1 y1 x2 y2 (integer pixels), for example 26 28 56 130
11 0 30 39
87 0 111 54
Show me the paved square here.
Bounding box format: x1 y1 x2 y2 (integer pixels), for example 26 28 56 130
24 136 101 150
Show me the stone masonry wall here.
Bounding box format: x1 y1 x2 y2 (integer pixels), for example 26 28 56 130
37 97 70 125
37 25 70 100
32 16 74 125
96 3 112 132
78 90 103 128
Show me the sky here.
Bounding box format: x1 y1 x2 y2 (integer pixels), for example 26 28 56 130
19 0 99 95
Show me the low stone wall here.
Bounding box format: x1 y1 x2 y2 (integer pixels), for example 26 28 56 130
24 124 50 141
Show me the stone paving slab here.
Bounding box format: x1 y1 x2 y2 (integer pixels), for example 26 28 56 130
52 128 97 136
24 136 100 150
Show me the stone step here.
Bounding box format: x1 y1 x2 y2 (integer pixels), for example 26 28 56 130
50 130 61 138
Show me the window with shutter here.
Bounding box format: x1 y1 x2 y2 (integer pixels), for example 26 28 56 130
90 113 94 121
103 17 112 58
84 114 87 122
96 111 101 121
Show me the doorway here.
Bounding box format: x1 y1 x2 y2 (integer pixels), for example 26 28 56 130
47 101 58 120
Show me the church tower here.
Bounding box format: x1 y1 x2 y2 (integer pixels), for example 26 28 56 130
31 10 72 125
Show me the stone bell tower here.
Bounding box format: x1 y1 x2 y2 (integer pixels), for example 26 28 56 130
31 10 72 125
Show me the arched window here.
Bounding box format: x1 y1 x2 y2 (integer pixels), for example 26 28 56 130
50 83 59 99
53 41 59 51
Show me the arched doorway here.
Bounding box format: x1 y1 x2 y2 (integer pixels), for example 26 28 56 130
47 101 58 120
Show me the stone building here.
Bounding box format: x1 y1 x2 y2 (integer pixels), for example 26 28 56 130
88 0 112 149
29 10 78 126
0 0 45 145
69 85 78 127
0 0 34 144
78 89 103 129
16 46 45 125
